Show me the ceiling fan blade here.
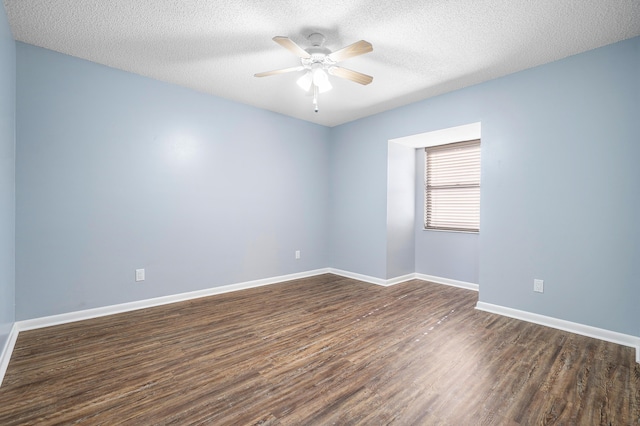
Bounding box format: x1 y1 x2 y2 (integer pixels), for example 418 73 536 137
328 66 373 85
273 36 311 59
328 40 373 62
254 66 305 77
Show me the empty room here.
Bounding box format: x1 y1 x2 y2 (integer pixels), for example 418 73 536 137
1 1 639 424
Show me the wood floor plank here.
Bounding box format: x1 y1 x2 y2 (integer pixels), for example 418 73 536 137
0 274 638 425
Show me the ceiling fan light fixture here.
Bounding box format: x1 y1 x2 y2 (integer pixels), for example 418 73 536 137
296 71 313 92
312 68 332 93
296 69 332 94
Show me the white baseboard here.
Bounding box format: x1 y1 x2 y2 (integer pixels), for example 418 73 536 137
476 301 640 364
328 268 388 286
386 273 418 286
0 323 19 387
328 269 479 290
414 273 479 291
1 269 330 387
14 269 475 335
16 268 330 332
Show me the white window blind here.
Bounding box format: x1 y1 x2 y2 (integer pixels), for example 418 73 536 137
425 139 481 232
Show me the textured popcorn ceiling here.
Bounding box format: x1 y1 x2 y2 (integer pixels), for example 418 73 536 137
4 0 640 127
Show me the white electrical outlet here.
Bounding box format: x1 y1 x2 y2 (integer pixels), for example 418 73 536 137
136 269 145 282
534 279 544 293
295 250 300 260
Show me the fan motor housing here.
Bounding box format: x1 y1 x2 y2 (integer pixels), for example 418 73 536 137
305 32 331 56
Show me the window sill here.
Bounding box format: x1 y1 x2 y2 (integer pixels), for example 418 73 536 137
422 228 479 234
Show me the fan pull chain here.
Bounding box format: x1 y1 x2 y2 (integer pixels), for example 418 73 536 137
313 85 319 113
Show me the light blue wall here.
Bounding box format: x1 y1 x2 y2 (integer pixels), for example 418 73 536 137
329 76 484 281
478 37 639 337
16 43 330 320
0 3 16 350
12 34 640 338
328 122 390 278
414 152 479 283
330 37 640 337
386 142 415 279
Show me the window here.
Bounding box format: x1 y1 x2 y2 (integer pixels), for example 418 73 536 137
425 139 481 232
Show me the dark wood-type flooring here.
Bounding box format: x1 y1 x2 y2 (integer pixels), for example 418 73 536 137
1 274 638 425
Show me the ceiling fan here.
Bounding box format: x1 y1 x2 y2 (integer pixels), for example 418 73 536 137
254 33 373 113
